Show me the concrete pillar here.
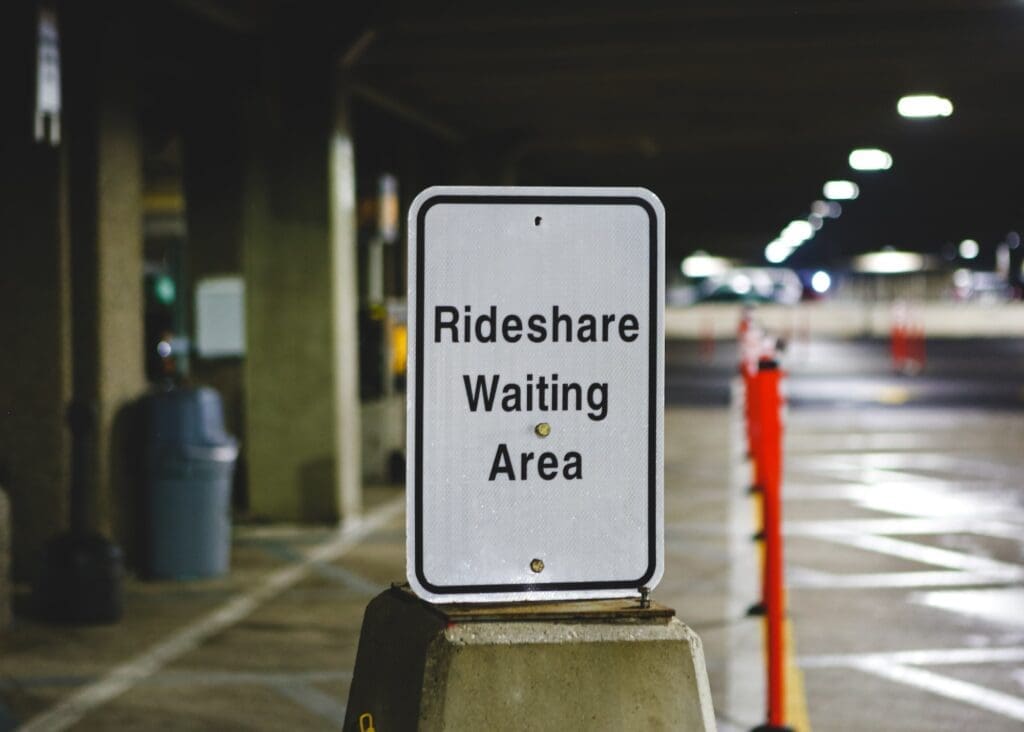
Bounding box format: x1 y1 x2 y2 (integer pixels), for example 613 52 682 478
0 1 144 576
63 3 146 549
0 2 72 580
329 85 364 523
243 43 361 522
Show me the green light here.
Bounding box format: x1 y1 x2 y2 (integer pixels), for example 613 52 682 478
154 275 176 305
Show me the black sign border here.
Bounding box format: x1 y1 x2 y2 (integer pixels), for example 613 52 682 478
414 192 660 595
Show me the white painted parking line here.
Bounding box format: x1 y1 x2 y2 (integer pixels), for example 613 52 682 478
826 533 1023 575
852 659 1024 724
790 568 1024 589
913 588 1024 628
786 517 1024 540
800 646 1024 668
19 497 405 732
801 645 1024 724
787 518 1024 589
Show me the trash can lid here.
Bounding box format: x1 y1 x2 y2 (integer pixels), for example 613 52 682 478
142 386 236 448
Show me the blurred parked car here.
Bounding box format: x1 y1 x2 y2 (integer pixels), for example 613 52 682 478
692 267 804 305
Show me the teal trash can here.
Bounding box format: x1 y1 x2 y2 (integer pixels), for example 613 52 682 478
142 387 238 579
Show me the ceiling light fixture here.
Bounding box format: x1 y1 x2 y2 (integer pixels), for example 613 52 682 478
898 94 953 118
681 251 730 278
853 251 924 274
765 239 794 264
849 148 893 171
780 220 814 245
823 180 859 200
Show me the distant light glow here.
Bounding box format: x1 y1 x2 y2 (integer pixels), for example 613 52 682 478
813 200 843 218
853 251 924 274
823 180 860 200
154 275 176 305
810 270 832 294
781 220 814 245
898 94 953 119
808 213 824 231
157 340 172 358
849 148 893 171
952 268 971 288
731 273 752 295
681 250 730 278
958 239 980 260
765 238 794 264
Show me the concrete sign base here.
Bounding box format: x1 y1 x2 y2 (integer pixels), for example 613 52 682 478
344 587 716 731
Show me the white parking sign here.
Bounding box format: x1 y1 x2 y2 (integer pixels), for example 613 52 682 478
407 187 664 603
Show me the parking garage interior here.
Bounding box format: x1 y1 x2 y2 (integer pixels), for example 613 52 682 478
1 1 1023 730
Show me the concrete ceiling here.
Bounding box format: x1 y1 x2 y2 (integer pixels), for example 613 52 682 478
345 1 1024 268
175 0 1024 269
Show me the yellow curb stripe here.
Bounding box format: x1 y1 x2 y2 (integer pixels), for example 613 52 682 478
785 616 812 732
876 386 910 405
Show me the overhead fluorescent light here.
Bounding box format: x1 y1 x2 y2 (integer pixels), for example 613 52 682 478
853 251 924 274
898 94 953 119
681 251 730 278
849 148 893 171
823 180 859 200
780 220 814 246
764 238 794 264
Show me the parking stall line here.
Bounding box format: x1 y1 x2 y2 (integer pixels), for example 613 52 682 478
18 497 405 732
851 659 1024 724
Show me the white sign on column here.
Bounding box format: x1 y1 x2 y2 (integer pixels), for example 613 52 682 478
407 187 665 603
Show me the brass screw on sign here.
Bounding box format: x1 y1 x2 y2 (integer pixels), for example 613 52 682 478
534 422 551 437
530 558 545 573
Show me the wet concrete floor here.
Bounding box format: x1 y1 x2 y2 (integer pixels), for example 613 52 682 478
1 378 1022 729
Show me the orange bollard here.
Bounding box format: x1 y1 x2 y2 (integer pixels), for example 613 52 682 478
752 357 792 732
890 322 906 373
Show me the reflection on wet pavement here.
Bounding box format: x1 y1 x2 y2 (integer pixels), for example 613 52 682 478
787 408 1024 730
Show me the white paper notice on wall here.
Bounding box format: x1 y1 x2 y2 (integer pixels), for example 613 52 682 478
195 276 246 358
406 186 665 604
34 7 61 145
